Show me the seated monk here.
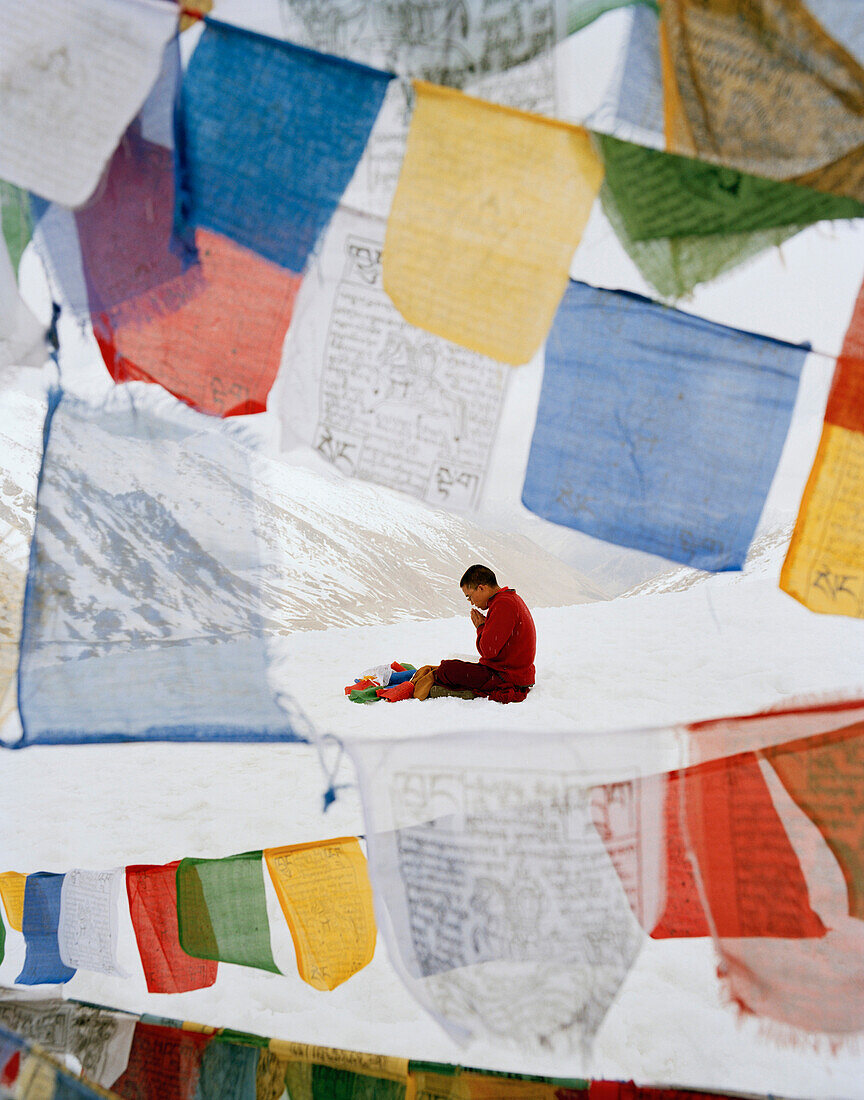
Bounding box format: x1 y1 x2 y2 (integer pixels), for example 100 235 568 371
412 564 536 703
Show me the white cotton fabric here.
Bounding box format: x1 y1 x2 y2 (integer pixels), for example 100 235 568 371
0 0 177 207
58 868 128 976
0 235 44 370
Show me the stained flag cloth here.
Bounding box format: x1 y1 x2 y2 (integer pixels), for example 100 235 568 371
596 133 864 240
347 731 649 1057
521 281 809 570
264 837 376 991
782 276 864 616
0 871 26 931
58 868 128 976
176 852 280 974
192 1038 259 1100
94 229 302 417
111 1022 211 1100
383 82 604 365
16 873 77 985
16 386 306 746
659 0 864 198
174 19 392 273
0 0 178 207
126 863 218 995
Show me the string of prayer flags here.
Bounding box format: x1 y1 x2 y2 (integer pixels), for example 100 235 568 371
659 0 864 198
16 387 305 746
383 82 603 366
0 0 178 207
93 229 302 418
0 181 32 277
522 281 809 570
111 1022 211 1100
264 837 376 991
126 863 218 994
347 731 646 1057
781 277 864 616
176 852 280 974
16 873 77 986
596 133 864 240
0 871 26 931
58 869 127 977
599 173 805 300
174 19 392 273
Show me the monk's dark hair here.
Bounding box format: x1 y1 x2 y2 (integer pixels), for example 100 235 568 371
460 564 497 588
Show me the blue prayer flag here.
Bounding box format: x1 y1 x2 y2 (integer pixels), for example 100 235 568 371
174 19 392 273
16 874 76 985
16 386 308 746
522 281 809 571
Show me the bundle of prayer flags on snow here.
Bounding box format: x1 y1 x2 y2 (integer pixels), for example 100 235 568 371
383 82 603 365
659 0 864 199
174 19 392 273
782 276 864 616
0 0 177 207
264 837 376 990
126 862 218 994
16 387 304 746
521 281 809 570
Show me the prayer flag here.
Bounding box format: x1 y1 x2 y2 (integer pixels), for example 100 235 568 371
193 1038 259 1100
596 134 864 240
174 19 392 273
16 873 76 985
0 872 26 931
347 732 645 1056
383 82 604 365
599 174 804 300
0 232 45 370
264 837 376 990
111 1022 211 1100
781 277 864 616
0 0 177 206
126 863 218 994
176 852 280 974
16 387 305 746
522 281 809 570
94 229 302 417
659 0 864 198
58 868 127 976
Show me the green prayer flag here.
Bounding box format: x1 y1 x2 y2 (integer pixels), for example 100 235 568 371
194 1038 259 1100
311 1064 406 1100
597 133 864 241
176 852 279 974
600 179 805 300
0 181 33 277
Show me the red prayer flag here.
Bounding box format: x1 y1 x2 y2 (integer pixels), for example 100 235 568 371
111 1022 211 1100
126 862 218 994
94 228 301 418
825 278 864 433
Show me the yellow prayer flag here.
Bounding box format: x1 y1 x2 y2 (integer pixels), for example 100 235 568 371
264 837 376 991
269 1039 407 1082
382 82 604 366
406 1072 565 1100
0 870 26 931
781 423 864 616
